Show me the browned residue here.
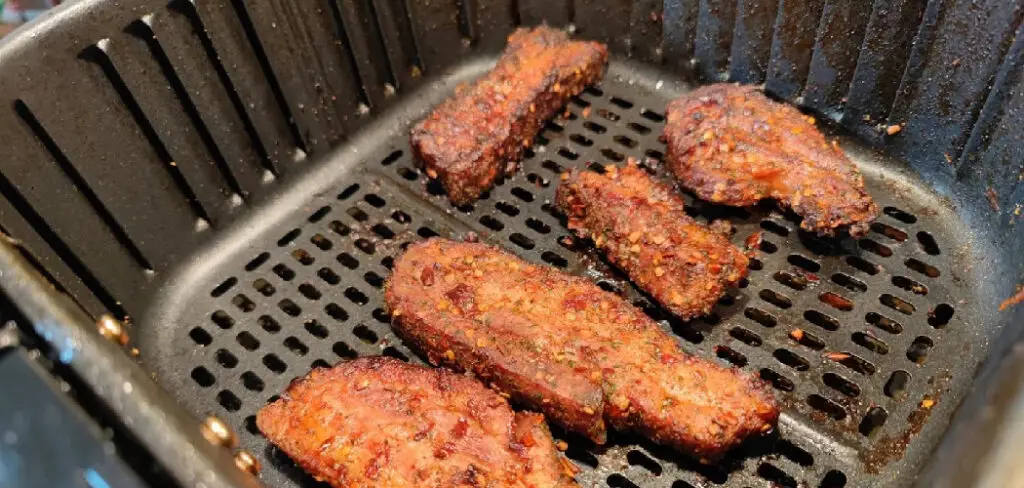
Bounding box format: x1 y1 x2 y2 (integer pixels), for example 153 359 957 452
999 286 1024 311
985 187 1000 212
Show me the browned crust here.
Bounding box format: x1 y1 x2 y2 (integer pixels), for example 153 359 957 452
555 163 749 320
385 239 780 460
663 84 878 236
256 356 578 487
411 26 607 205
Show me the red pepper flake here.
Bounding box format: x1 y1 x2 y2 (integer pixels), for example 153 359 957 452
824 352 850 361
745 231 763 251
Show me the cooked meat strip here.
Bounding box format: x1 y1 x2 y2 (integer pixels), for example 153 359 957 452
257 357 578 488
385 239 779 460
411 26 607 206
663 84 878 236
556 163 748 320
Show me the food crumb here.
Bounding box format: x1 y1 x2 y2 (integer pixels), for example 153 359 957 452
789 329 804 341
921 397 935 409
998 285 1024 311
885 124 902 135
824 352 850 361
985 187 1000 212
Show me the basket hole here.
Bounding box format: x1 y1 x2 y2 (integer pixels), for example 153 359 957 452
333 341 357 359
600 147 625 162
596 280 620 293
607 474 641 488
905 257 940 278
191 366 215 387
305 320 329 338
569 133 593 147
426 179 447 196
557 147 579 160
673 481 696 488
893 276 928 295
644 149 664 162
372 308 390 324
284 336 308 356
245 253 271 271
760 368 795 391
525 218 551 234
189 327 212 346
391 210 411 225
310 234 332 251
541 251 568 268
338 183 360 200
211 277 238 297
906 336 933 363
744 307 777 328
311 359 331 369
212 310 235 329
884 370 911 399
760 240 779 254
883 206 917 224
613 135 638 148
820 470 847 488
729 327 762 346
383 347 409 362
329 220 351 237
364 272 384 289
236 331 260 351
584 86 604 97
748 257 764 271
866 312 902 334
495 201 520 217
542 159 565 174
217 390 241 412
346 207 369 222
928 304 954 328
318 267 341 285
844 256 879 275
871 222 907 241
716 345 747 367
830 352 876 375
354 325 379 344
380 256 394 269
398 167 419 181
880 294 915 315
232 294 256 313
527 173 550 188
509 233 535 250
244 415 259 435
916 231 940 255
278 299 301 316
852 331 889 354
262 354 287 374
609 96 633 109
758 220 788 237
253 278 275 297
598 108 621 121
241 371 264 392
216 349 238 368
545 120 566 133
820 292 854 311
291 248 314 265
759 289 792 309
355 238 376 254
309 205 332 223
337 252 360 269
480 215 504 231
773 348 810 371
326 303 349 322
344 288 369 306
364 194 385 208
570 95 589 107
272 264 296 281
774 271 808 290
859 406 888 436
777 439 814 466
790 329 825 350
587 162 608 174
626 450 662 475
510 187 534 203
788 254 821 273
626 122 651 135
831 273 867 293
858 238 892 257
823 372 860 397
807 395 846 420
803 309 839 331
757 462 797 488
277 228 301 246
259 315 281 334
640 108 665 122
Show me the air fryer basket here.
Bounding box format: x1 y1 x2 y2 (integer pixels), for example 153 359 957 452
0 1 1020 488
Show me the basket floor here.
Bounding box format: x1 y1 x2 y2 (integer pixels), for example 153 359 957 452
138 59 985 488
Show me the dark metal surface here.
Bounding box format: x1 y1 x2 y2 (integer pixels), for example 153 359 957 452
138 59 990 488
0 1 1018 488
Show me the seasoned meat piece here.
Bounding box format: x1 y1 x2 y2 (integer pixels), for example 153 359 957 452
257 357 578 488
411 26 607 205
385 239 779 460
556 163 748 320
664 84 878 236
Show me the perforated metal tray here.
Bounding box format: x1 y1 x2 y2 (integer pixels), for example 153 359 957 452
138 59 984 488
